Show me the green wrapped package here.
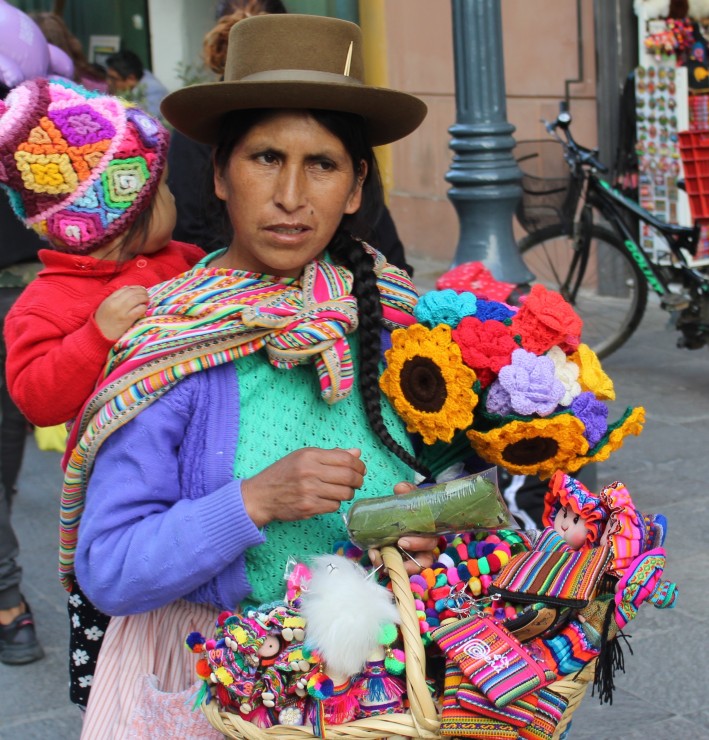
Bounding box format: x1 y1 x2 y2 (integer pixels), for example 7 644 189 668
345 468 517 550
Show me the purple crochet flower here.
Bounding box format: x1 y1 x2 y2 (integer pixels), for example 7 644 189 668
571 391 609 447
414 288 478 328
491 348 565 417
475 298 516 323
485 380 514 416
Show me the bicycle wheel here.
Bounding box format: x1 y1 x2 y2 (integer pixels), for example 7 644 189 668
519 224 648 359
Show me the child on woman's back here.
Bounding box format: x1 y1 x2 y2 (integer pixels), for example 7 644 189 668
0 77 204 426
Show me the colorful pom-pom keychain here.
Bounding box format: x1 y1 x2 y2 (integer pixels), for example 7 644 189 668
406 530 529 644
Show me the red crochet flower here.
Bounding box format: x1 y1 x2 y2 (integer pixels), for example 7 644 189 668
510 284 583 354
452 316 519 387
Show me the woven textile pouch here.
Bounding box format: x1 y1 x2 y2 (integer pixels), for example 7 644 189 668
518 687 569 740
433 614 557 707
440 662 518 738
491 538 612 608
457 679 537 727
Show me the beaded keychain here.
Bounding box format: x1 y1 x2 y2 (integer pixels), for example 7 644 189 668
406 530 530 645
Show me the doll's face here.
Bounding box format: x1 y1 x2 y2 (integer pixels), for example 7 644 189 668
258 634 281 659
553 506 589 549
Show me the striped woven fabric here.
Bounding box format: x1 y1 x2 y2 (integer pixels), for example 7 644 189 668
491 535 612 608
517 688 568 740
457 679 538 727
440 662 518 738
58 247 418 590
534 621 599 676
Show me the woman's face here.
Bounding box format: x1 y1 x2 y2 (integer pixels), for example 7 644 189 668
214 110 366 277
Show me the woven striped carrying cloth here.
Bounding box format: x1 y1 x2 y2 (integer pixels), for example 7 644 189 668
58 246 418 589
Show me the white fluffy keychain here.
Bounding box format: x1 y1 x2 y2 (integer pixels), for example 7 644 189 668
300 554 400 682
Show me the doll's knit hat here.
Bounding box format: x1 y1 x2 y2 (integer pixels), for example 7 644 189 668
599 480 667 578
0 76 168 254
542 470 608 546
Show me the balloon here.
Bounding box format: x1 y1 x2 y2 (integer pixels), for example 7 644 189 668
0 51 24 88
47 43 74 80
0 0 50 83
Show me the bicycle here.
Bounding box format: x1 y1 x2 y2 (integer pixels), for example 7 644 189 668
515 102 709 359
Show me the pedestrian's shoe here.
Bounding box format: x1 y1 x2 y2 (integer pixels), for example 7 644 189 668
0 601 45 665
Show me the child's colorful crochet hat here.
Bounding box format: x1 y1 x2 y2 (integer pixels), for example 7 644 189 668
542 470 608 546
0 76 168 254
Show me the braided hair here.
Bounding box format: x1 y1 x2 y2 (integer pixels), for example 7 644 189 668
213 108 428 477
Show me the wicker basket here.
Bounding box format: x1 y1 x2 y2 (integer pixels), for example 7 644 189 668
514 139 579 235
202 546 594 739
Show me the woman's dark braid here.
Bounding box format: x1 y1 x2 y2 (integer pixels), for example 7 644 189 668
329 233 430 478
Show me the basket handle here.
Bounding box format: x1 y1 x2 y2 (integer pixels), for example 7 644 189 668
381 546 440 735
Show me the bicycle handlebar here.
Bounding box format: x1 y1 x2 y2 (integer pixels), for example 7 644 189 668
543 103 608 173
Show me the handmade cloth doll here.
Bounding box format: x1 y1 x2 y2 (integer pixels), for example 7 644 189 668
492 472 612 643
541 470 609 550
186 605 315 727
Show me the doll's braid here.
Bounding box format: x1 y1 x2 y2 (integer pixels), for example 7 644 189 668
329 233 429 478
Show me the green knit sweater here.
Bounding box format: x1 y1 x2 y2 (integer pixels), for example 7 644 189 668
234 335 415 607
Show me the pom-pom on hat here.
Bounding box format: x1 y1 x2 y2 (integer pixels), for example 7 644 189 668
542 470 608 546
0 77 168 254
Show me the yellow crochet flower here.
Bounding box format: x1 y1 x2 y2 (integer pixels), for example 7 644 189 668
570 343 615 401
466 414 589 480
380 323 478 444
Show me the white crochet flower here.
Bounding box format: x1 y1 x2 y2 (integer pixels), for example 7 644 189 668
547 345 581 406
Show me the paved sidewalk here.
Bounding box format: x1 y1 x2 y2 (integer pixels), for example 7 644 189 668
1 256 707 739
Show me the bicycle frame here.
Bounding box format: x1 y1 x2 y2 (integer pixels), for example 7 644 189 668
582 174 708 298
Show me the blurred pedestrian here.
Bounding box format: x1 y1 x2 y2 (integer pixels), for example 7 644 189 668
0 82 44 665
105 48 167 119
30 11 108 92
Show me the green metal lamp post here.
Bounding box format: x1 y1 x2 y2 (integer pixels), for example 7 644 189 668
446 0 533 284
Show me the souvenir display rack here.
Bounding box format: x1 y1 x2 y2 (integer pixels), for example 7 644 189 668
637 8 709 261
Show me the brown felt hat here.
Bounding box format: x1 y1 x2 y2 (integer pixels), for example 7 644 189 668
161 14 427 147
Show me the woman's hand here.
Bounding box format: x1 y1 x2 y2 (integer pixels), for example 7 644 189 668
368 481 438 575
241 447 365 528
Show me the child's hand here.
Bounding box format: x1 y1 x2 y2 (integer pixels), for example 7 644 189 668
95 285 149 340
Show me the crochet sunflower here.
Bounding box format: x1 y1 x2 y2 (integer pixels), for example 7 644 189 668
379 323 478 445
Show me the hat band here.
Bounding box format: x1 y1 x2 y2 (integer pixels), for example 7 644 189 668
238 69 363 86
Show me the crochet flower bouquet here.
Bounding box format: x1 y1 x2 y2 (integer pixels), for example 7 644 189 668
379 285 645 480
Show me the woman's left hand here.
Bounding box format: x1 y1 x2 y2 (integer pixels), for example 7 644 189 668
368 481 438 575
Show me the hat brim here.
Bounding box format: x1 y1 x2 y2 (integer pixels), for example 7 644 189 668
161 80 427 147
